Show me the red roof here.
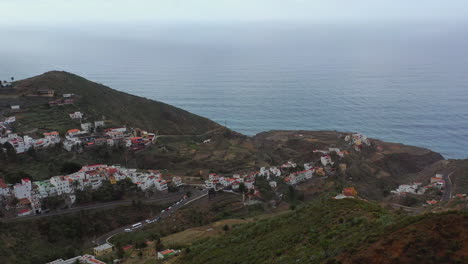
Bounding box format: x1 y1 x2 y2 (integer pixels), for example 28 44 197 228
22 178 30 182
0 179 7 188
18 209 31 214
67 129 80 133
19 198 31 205
122 245 133 250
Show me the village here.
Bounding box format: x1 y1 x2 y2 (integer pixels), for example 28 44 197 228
0 164 186 217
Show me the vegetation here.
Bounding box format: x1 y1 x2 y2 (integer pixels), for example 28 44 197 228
13 71 221 134
0 203 166 264
176 198 467 264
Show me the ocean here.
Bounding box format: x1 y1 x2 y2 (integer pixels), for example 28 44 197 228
1 23 467 159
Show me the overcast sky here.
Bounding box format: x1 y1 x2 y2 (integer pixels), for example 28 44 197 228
1 0 467 25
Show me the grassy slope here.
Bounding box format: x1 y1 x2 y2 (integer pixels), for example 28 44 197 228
177 198 397 264
176 198 467 264
13 71 221 135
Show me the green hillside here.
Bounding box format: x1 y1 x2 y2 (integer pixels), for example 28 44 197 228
12 71 222 135
176 198 467 264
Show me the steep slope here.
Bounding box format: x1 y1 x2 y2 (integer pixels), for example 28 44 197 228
338 212 468 264
176 199 467 264
11 71 222 135
177 199 398 264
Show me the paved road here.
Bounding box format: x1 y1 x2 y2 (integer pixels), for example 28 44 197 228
1 193 183 223
94 189 207 245
441 172 454 202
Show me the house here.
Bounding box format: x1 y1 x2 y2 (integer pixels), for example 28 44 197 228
66 129 81 137
63 139 81 151
0 178 11 196
35 180 58 198
94 120 105 127
172 176 184 187
10 105 20 110
37 89 55 97
13 178 32 199
269 181 277 188
17 208 32 217
81 123 93 132
47 255 106 264
50 176 72 195
157 249 181 260
93 243 113 256
69 112 83 119
155 179 168 191
431 175 443 184
343 187 358 197
321 155 334 166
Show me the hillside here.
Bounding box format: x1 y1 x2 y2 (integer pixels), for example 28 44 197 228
176 198 467 264
6 71 222 135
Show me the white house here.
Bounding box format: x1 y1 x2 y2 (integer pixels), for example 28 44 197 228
81 123 93 132
270 167 281 177
321 155 334 166
155 179 168 191
172 176 184 187
63 139 81 151
13 178 32 199
50 176 72 195
35 180 58 198
69 112 83 119
259 167 270 178
94 120 105 128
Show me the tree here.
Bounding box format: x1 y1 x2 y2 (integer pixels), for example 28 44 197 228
60 161 82 175
222 224 229 232
154 238 164 252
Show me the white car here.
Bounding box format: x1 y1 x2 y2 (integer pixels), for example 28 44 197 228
161 209 165 213
145 219 151 223
124 228 132 232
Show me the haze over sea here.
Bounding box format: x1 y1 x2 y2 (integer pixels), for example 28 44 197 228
1 23 467 159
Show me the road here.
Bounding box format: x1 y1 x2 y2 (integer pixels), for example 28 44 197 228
441 172 454 202
94 189 207 245
1 193 184 223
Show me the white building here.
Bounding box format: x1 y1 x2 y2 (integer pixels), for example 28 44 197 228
13 178 32 199
50 176 72 195
69 112 83 119
321 155 334 166
155 179 168 191
81 123 93 132
94 120 105 127
172 176 184 187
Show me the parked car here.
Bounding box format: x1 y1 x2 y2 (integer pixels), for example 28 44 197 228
124 228 132 232
161 209 165 213
145 219 151 223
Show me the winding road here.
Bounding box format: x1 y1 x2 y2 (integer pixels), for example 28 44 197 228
94 189 208 245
